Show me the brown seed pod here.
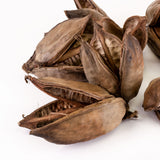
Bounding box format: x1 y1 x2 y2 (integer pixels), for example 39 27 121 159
19 98 126 144
25 76 113 104
22 16 89 73
80 40 120 95
143 77 160 111
119 33 144 102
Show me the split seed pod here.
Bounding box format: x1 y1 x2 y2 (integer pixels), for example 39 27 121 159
19 98 126 144
146 0 160 57
25 76 112 104
80 40 120 95
22 16 89 73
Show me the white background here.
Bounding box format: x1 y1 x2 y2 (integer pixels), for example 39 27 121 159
1 0 160 160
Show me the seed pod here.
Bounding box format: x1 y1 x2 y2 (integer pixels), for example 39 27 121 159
80 40 120 95
31 66 87 82
123 16 147 50
19 100 82 130
25 76 113 104
146 0 160 57
120 33 144 102
74 0 108 17
22 16 89 73
143 77 160 111
19 98 126 144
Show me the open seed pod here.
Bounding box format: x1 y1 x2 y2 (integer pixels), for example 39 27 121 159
19 97 126 144
22 16 89 73
20 76 126 144
80 40 120 95
146 0 160 57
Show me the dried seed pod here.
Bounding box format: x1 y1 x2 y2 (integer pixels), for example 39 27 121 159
143 77 160 111
22 16 89 73
101 17 123 40
120 33 144 102
31 66 87 82
123 16 147 50
19 98 126 144
91 23 121 72
19 100 82 130
74 0 108 16
80 40 120 95
25 76 113 104
146 0 160 57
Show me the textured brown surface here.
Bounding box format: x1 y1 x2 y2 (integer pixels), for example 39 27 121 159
81 41 120 95
22 16 89 73
120 34 144 102
31 66 87 82
29 98 126 144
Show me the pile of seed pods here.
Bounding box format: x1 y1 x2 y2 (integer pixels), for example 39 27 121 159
19 0 160 144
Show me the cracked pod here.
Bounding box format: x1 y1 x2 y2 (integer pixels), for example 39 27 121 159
146 0 160 57
19 97 126 144
80 40 120 95
22 16 89 73
19 76 126 144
